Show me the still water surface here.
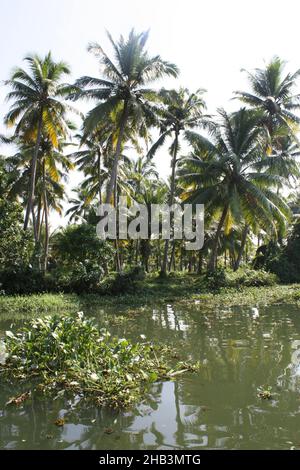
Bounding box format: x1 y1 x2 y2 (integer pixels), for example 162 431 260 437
1 302 300 450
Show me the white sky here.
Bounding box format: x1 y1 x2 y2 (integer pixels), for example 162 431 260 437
1 0 300 226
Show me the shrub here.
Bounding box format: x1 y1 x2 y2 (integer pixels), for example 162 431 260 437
225 268 278 288
0 267 50 295
254 223 300 283
100 266 146 295
51 262 104 294
0 199 33 272
202 268 227 291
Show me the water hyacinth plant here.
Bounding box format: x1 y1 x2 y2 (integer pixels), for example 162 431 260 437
2 312 199 408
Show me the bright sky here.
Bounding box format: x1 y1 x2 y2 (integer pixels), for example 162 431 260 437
1 0 300 226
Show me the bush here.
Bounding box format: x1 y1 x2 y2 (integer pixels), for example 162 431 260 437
51 262 104 294
202 268 227 291
0 267 50 295
254 223 300 283
100 266 146 295
0 199 33 272
201 267 277 292
225 268 278 288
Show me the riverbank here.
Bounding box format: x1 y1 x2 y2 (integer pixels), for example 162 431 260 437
1 274 300 317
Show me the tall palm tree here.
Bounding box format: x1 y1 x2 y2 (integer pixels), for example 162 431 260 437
179 108 292 272
148 87 207 274
66 187 93 223
4 52 73 229
134 178 169 271
6 136 72 270
39 139 72 271
234 57 300 142
126 155 159 192
70 130 112 205
70 29 179 204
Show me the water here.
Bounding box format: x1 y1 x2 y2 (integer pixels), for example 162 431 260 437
1 302 300 450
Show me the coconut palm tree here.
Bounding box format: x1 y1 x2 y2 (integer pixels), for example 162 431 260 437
234 57 300 143
134 178 169 271
70 130 112 205
126 155 159 192
6 135 72 270
4 52 74 230
70 29 179 205
66 187 92 223
148 87 207 274
179 108 292 272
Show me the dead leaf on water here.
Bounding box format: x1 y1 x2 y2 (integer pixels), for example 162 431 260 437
54 418 65 427
104 428 114 435
6 391 31 407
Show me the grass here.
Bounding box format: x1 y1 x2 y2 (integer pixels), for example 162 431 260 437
1 273 300 317
0 293 79 316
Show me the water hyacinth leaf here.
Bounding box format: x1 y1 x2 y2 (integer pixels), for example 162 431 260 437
2 312 199 408
5 331 15 339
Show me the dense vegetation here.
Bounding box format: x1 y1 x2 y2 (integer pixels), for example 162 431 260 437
1 30 300 294
2 312 199 408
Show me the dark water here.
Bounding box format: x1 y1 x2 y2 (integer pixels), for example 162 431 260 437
1 302 300 450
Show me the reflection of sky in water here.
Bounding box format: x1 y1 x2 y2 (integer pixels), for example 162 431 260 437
152 305 189 333
126 382 207 449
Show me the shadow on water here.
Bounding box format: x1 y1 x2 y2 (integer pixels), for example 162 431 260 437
1 303 300 449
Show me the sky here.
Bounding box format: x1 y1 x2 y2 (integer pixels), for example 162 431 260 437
1 0 300 225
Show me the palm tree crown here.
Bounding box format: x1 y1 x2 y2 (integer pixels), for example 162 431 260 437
235 57 300 138
71 29 179 203
4 52 73 229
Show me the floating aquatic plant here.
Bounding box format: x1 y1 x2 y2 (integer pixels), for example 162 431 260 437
2 312 199 408
257 386 273 400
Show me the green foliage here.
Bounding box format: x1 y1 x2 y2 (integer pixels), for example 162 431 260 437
0 199 34 294
235 56 300 136
261 222 300 283
0 268 51 295
0 293 78 315
201 267 277 292
202 268 227 291
100 266 146 295
50 224 114 293
0 199 33 271
225 268 278 288
52 224 111 265
4 52 72 144
3 312 198 408
51 262 104 294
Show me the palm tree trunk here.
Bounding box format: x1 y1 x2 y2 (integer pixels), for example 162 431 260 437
208 206 228 272
42 162 49 274
234 225 249 271
188 252 192 273
43 195 49 274
156 240 161 271
32 207 38 243
197 251 203 274
168 241 176 271
97 149 102 205
105 101 129 204
24 109 43 230
36 197 42 242
114 174 121 273
161 131 179 275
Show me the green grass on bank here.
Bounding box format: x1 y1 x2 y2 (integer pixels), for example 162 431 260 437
0 274 300 317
